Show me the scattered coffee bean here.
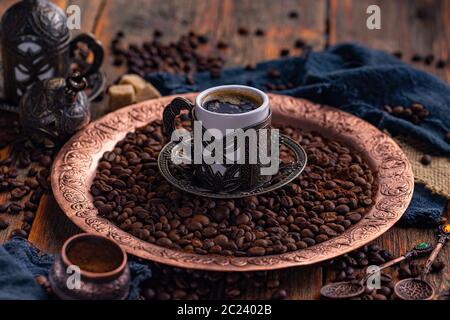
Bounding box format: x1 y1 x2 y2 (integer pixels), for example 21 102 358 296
153 29 163 38
420 154 432 166
267 68 280 79
217 41 228 50
288 11 299 19
271 289 288 300
436 59 446 69
424 54 434 65
431 259 445 273
254 28 265 36
445 132 450 144
294 39 306 49
10 228 27 238
411 54 423 62
385 103 430 124
237 27 249 36
0 217 9 230
392 51 403 59
110 32 226 78
280 49 290 57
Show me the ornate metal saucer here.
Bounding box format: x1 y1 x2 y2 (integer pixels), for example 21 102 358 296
51 93 414 272
157 133 307 199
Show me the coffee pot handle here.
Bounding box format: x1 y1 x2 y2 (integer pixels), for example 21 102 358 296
70 33 104 77
163 97 194 138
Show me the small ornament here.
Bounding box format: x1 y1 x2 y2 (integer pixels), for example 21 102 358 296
19 71 91 145
0 0 104 106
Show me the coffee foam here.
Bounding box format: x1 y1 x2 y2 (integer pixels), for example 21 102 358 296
201 89 262 110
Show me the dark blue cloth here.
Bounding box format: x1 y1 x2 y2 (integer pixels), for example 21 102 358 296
0 238 151 300
148 43 449 226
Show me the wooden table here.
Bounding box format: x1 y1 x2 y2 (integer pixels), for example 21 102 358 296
0 0 449 300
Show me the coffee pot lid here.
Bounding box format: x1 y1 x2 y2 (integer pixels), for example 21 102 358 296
1 0 70 47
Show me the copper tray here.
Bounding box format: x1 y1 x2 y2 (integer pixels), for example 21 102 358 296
51 94 414 272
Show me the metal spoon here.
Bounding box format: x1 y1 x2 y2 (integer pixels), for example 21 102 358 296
320 242 433 300
394 224 450 300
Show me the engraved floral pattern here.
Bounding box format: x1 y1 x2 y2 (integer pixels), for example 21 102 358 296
51 94 414 271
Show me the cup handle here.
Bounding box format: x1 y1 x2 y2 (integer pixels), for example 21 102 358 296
163 97 194 138
69 33 104 78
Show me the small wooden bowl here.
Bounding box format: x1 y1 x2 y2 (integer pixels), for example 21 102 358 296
49 233 130 300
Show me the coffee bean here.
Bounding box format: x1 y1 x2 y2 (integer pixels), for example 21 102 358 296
294 39 306 49
424 54 434 65
335 204 350 215
280 49 290 57
436 59 446 69
23 211 35 223
392 106 404 115
248 246 266 256
8 202 24 214
153 29 163 38
392 51 403 59
411 54 422 62
0 217 9 230
237 27 249 36
254 29 265 36
324 181 337 190
156 238 172 247
10 228 27 238
11 187 28 199
178 207 193 218
445 132 450 144
420 154 432 165
267 68 280 79
288 11 298 19
40 155 52 167
431 259 445 273
346 212 362 223
0 203 9 213
271 289 288 300
212 206 230 221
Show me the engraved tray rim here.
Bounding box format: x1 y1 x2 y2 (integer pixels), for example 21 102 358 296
51 93 414 272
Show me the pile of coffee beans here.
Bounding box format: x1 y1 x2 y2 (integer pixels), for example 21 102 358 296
110 29 311 90
139 263 286 300
139 242 404 300
110 31 226 80
0 114 54 238
383 103 430 125
91 120 376 258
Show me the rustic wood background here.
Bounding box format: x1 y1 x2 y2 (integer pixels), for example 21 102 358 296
0 0 449 300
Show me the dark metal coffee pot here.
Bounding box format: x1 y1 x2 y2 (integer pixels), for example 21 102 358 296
19 72 91 145
1 0 104 106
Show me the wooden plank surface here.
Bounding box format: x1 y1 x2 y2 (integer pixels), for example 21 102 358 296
328 0 450 82
0 0 449 300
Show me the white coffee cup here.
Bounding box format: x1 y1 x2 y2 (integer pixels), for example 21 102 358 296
195 85 270 133
162 85 273 192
